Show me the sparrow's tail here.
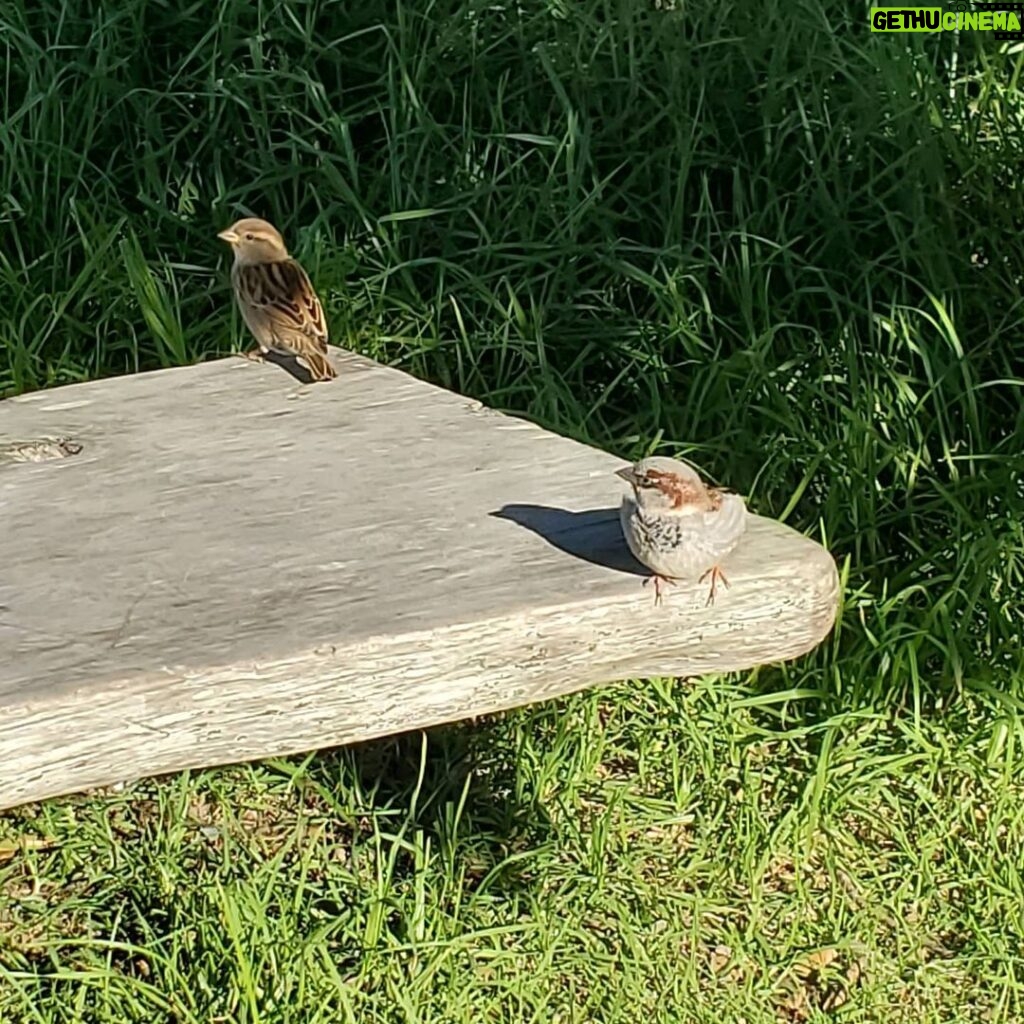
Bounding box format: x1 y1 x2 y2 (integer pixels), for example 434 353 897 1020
303 348 338 382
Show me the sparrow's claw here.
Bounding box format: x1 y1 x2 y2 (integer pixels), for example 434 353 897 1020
241 347 266 362
699 565 730 606
643 574 676 606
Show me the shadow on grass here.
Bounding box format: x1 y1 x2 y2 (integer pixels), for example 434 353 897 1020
491 503 648 576
295 721 555 899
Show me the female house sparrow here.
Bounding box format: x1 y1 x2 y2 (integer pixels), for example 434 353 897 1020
617 456 748 606
217 217 337 381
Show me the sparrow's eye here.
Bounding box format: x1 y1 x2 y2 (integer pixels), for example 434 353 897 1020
244 233 255 241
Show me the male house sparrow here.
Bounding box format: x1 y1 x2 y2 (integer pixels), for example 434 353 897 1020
617 456 748 606
217 217 337 381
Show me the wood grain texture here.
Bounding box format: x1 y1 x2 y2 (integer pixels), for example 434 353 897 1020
0 351 840 810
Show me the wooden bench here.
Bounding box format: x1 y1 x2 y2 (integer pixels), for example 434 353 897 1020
0 352 839 810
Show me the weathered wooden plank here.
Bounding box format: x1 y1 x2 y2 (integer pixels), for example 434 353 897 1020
0 351 839 809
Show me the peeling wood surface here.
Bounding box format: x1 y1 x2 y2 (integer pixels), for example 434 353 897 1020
0 351 840 810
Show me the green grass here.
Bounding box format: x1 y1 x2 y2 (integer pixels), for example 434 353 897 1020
2 0 1024 1019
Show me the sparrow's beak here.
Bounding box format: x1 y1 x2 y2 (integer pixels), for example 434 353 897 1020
217 228 239 245
615 466 638 486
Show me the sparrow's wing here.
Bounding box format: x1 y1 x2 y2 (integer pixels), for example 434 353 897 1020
702 490 747 541
236 259 329 353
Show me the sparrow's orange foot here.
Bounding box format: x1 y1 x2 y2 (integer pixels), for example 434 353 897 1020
699 565 730 607
643 574 676 606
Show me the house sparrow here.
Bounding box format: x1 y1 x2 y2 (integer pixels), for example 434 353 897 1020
617 456 748 606
217 217 337 381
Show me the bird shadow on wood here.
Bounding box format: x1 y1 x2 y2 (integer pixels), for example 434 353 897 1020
491 503 648 577
248 349 317 384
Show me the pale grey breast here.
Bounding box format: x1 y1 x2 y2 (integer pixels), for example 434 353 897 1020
620 494 747 579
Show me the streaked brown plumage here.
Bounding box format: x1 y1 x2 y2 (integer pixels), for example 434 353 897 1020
217 217 337 381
